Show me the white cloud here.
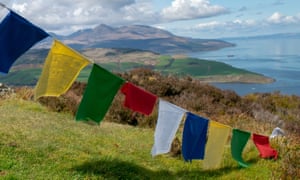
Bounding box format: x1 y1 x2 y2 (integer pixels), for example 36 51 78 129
12 2 28 13
196 21 224 29
267 12 299 24
161 0 228 21
2 1 299 38
101 0 136 9
119 1 158 24
7 0 157 35
196 19 257 31
185 12 300 38
5 0 228 35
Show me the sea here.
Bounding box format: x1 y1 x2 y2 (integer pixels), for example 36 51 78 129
189 37 300 96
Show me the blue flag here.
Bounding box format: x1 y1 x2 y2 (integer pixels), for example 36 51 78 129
0 11 49 73
182 112 209 162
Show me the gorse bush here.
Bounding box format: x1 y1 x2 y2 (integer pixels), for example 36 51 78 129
32 68 300 135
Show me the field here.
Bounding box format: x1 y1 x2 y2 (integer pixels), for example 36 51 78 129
0 48 273 86
0 84 299 179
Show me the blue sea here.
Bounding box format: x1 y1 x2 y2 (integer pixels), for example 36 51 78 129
189 37 300 96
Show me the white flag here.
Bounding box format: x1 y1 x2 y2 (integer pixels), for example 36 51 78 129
151 99 186 157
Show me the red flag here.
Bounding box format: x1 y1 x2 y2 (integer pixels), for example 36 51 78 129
121 82 157 115
252 133 278 159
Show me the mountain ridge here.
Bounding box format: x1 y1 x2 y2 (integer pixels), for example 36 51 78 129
38 24 234 54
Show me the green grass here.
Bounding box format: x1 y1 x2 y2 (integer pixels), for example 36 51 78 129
156 55 173 67
100 62 147 72
156 58 253 77
0 68 42 86
76 66 92 82
0 98 283 179
0 54 270 86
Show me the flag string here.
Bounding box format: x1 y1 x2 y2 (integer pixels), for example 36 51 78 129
0 4 279 168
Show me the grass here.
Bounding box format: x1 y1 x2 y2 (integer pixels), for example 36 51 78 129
0 53 272 86
100 62 148 72
0 68 42 86
157 57 252 76
0 97 287 179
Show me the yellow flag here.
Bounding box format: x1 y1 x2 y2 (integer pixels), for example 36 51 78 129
203 121 231 169
34 39 90 100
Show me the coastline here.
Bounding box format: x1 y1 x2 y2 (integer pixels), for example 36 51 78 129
196 74 275 84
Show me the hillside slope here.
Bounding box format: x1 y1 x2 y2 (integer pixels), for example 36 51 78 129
0 69 299 179
0 94 298 179
37 24 234 54
0 48 273 86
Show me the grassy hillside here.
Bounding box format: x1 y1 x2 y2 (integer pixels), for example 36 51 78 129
0 70 299 179
0 48 273 86
0 97 294 179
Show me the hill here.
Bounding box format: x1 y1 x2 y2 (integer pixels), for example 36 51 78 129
37 24 234 54
0 48 273 86
0 69 299 179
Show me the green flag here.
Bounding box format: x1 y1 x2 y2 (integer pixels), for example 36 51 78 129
231 129 251 168
75 64 125 124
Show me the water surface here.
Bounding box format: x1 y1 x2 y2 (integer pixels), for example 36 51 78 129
189 37 300 96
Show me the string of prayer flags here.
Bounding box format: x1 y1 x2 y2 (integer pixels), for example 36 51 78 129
121 82 157 115
76 64 125 124
202 121 231 169
231 129 251 168
34 40 90 100
182 112 209 162
0 4 280 169
151 99 186 157
252 133 278 159
0 10 49 73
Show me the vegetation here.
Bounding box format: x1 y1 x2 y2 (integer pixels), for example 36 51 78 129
0 48 273 86
0 69 298 179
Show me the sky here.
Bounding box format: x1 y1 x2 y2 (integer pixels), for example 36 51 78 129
0 0 299 39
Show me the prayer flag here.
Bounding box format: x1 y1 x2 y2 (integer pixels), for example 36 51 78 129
34 40 90 99
270 127 284 138
182 112 209 162
121 82 157 115
75 64 125 124
252 133 278 159
231 129 251 168
151 99 186 157
203 121 231 169
0 10 49 73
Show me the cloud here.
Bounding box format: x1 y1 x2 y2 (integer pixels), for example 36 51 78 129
5 0 229 35
267 12 299 24
195 19 256 31
161 0 228 21
190 18 263 38
186 12 300 38
196 21 224 30
8 0 157 35
0 7 9 22
100 0 136 9
5 1 298 38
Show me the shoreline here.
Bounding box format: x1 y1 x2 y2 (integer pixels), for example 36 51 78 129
196 74 275 84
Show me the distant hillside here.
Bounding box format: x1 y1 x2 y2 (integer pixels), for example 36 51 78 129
0 48 273 86
37 24 234 54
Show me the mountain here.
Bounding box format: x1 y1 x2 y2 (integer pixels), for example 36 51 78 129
39 24 234 54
